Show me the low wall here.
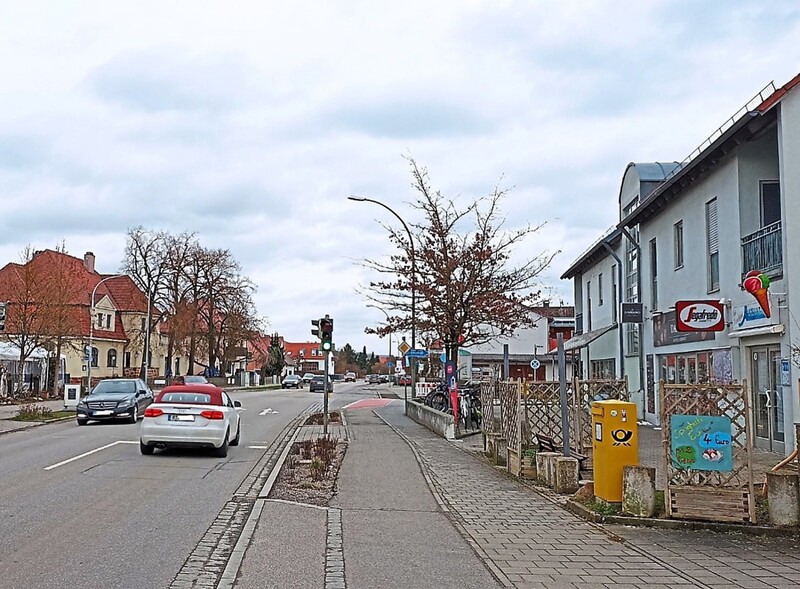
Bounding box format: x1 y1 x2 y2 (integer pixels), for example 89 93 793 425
406 400 455 440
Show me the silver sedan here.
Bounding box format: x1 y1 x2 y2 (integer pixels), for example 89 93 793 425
139 385 242 457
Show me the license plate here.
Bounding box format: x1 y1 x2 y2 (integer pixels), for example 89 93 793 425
169 414 195 422
94 410 113 416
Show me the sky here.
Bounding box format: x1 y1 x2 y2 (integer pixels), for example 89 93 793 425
1 1 799 356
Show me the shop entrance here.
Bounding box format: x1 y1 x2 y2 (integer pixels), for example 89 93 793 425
751 346 784 453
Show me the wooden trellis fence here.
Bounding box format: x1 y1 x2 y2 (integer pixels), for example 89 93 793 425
661 381 755 523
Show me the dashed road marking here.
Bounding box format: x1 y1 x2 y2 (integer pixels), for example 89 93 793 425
44 440 138 471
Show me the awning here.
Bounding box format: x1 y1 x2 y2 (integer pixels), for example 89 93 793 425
728 324 785 338
563 324 618 351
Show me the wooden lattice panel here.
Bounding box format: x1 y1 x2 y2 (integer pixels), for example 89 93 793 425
661 381 755 523
522 381 563 447
498 380 520 451
573 378 628 452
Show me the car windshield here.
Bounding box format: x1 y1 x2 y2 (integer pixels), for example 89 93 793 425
159 393 212 404
286 376 299 381
90 380 136 395
183 376 208 383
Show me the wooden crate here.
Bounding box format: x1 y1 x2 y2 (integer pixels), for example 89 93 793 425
668 486 752 523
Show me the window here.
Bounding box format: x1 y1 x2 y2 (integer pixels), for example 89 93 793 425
107 349 117 368
313 349 319 356
611 266 618 323
590 359 616 379
761 181 781 227
674 220 684 269
91 347 99 368
586 280 592 330
96 313 103 328
598 273 604 306
174 357 181 376
141 318 146 331
623 199 640 355
706 198 719 291
105 314 112 329
124 351 131 368
649 238 658 311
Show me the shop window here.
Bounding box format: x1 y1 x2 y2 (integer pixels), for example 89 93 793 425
590 358 616 379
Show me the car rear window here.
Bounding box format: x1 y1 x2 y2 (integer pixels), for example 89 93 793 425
159 393 212 404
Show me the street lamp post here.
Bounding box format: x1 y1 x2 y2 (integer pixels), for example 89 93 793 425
87 274 124 393
348 196 417 407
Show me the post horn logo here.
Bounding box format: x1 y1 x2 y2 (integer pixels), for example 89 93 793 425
611 429 633 446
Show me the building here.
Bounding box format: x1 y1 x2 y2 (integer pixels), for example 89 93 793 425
562 73 800 455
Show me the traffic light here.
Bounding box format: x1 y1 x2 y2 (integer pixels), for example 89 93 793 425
320 316 333 352
311 319 320 338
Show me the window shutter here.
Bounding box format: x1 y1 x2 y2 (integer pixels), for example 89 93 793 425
706 199 718 253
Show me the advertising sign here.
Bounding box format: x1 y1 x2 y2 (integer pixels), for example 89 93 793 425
675 300 725 332
671 414 733 472
621 302 643 323
653 310 716 347
732 302 775 330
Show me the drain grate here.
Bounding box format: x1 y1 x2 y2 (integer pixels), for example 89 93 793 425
378 392 400 399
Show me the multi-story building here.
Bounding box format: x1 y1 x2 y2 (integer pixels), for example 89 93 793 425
562 73 800 455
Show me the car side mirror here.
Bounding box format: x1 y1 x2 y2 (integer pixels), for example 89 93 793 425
234 400 242 408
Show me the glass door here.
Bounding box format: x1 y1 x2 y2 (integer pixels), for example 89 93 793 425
751 346 785 453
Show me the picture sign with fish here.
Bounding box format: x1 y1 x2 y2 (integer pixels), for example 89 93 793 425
670 414 733 472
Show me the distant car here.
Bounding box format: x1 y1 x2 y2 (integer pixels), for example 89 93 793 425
140 385 242 457
378 374 390 384
302 373 316 383
182 375 210 384
331 374 344 381
76 378 154 425
367 374 381 384
309 375 333 393
282 375 302 389
345 372 357 382
397 374 412 385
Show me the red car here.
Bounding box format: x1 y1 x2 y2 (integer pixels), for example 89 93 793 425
397 375 412 385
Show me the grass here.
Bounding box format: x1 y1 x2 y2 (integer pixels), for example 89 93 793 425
12 405 75 422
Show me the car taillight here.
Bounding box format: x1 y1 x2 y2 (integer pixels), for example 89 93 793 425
200 410 225 420
144 407 163 418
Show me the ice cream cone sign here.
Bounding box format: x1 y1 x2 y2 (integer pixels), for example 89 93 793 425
743 270 771 318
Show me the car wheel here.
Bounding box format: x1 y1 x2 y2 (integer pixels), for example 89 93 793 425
229 422 241 446
140 441 154 455
214 430 229 458
128 405 138 424
77 418 88 426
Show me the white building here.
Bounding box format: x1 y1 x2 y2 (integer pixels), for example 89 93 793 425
563 73 800 456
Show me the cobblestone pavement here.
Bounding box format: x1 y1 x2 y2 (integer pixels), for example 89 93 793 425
377 404 800 589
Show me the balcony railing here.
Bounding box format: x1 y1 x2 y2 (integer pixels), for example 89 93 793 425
741 221 782 278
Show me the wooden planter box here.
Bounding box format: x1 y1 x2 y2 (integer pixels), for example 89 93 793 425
520 453 537 479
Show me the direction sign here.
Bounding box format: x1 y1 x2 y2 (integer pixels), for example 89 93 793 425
405 348 429 359
530 358 541 370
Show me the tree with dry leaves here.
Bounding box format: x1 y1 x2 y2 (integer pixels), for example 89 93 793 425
362 158 557 365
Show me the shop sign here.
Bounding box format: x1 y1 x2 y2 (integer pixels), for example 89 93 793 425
621 302 643 323
675 300 725 332
653 310 716 347
732 302 775 330
671 414 733 472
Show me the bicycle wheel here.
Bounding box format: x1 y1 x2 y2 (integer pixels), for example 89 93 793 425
428 392 449 413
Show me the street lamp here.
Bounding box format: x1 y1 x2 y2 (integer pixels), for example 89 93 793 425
348 195 417 402
87 274 124 392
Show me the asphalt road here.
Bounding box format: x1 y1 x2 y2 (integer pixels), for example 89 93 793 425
0 381 375 589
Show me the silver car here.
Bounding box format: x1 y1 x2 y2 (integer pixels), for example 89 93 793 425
140 385 242 457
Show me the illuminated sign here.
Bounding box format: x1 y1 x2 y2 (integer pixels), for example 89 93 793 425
675 300 725 332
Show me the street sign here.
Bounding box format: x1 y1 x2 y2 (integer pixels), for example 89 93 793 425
530 358 541 370
397 340 411 355
405 348 429 359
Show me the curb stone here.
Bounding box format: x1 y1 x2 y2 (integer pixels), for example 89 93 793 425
0 415 76 437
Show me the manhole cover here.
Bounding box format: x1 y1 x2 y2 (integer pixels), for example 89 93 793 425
379 392 400 399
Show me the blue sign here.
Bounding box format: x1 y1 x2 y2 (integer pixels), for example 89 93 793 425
671 414 733 472
387 361 394 368
440 352 446 363
530 358 541 370
405 348 429 359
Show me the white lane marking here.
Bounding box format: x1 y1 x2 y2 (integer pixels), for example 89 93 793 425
44 440 138 471
247 445 269 449
258 408 278 415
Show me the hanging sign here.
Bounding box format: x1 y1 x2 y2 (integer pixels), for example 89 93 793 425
675 300 725 332
671 414 733 472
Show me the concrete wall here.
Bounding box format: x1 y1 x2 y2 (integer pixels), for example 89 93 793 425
406 400 455 439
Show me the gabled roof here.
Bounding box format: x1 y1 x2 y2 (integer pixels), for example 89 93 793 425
561 227 622 280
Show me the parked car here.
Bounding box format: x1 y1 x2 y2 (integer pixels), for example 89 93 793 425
76 378 154 425
397 374 412 385
331 374 344 382
309 375 333 393
281 375 303 389
183 375 210 384
378 374 390 384
345 372 357 382
302 372 316 383
367 374 381 384
140 385 242 457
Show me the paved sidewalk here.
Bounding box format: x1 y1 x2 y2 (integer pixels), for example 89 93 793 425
0 399 72 434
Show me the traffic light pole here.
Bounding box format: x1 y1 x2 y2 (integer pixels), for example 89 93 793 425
323 351 330 435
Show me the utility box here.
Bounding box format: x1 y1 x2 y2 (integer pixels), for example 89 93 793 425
591 400 638 502
64 384 81 409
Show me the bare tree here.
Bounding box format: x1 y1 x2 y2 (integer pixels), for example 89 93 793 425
363 158 557 363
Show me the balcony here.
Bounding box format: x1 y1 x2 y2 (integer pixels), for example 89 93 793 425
741 221 782 278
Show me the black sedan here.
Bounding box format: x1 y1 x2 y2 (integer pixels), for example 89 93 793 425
281 375 303 389
76 378 154 425
309 375 333 393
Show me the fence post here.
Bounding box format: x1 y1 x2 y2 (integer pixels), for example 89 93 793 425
558 333 571 457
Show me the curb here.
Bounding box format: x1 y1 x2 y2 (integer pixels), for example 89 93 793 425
563 498 799 537
0 415 75 437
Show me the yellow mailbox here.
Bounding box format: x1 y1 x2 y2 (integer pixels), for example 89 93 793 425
591 400 638 502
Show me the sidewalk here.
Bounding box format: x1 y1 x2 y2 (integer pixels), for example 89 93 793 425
0 399 71 434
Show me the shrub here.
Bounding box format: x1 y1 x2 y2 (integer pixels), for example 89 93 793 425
310 457 326 480
15 404 54 421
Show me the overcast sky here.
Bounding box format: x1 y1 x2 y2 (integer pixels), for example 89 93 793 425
1 1 799 355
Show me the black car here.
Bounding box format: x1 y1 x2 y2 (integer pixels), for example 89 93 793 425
282 375 302 389
309 375 333 393
76 378 154 425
